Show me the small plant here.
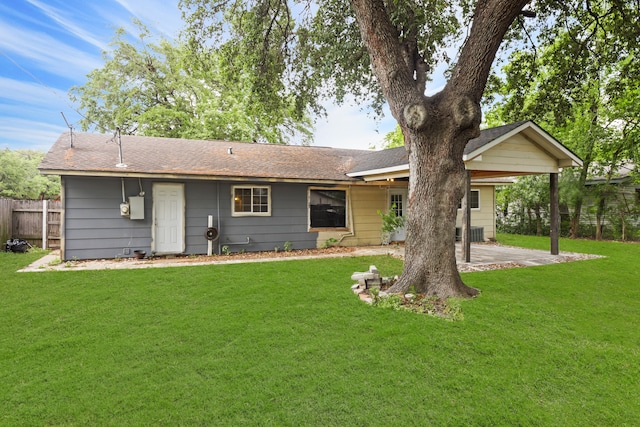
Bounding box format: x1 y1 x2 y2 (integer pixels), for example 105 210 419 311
322 237 338 248
283 241 293 252
377 204 405 244
238 249 246 254
48 258 62 266
369 286 380 303
442 298 464 322
274 245 280 253
372 293 403 310
221 245 231 255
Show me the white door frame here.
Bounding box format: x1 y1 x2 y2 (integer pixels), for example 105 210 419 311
152 183 185 254
389 187 408 242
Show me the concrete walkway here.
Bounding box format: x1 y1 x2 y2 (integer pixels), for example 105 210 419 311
18 243 601 273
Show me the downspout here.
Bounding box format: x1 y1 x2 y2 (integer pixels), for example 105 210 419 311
337 185 355 244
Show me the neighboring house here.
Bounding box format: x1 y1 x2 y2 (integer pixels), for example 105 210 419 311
583 164 640 239
39 121 581 260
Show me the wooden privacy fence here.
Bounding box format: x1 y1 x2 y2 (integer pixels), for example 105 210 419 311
0 199 61 249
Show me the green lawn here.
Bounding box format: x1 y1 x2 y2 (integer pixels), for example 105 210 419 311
1 236 639 426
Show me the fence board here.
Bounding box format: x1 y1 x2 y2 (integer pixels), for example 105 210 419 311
0 199 12 243
0 199 61 248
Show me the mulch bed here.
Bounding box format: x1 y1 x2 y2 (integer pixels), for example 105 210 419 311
121 246 356 264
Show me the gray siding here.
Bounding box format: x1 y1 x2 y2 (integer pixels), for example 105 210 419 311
62 177 317 260
215 182 318 254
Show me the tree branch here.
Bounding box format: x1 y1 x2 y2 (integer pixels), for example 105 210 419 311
349 0 423 120
447 0 530 102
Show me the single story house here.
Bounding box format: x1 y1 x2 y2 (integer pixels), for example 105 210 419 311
39 120 582 261
582 163 640 237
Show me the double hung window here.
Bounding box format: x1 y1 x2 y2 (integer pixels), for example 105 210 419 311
232 185 271 216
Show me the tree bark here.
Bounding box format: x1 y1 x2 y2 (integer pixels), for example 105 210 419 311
350 0 529 298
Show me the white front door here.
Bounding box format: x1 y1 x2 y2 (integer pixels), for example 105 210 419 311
152 183 185 254
389 188 408 242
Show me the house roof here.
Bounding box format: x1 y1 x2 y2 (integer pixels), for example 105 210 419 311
40 121 582 183
586 163 636 186
347 120 582 180
347 121 534 176
39 132 371 183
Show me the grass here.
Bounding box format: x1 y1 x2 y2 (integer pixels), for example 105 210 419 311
1 236 639 426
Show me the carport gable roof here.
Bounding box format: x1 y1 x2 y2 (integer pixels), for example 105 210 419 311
39 132 371 183
347 120 582 180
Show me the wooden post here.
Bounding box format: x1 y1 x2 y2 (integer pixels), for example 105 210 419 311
0 199 12 244
462 170 472 262
42 199 48 249
550 173 559 255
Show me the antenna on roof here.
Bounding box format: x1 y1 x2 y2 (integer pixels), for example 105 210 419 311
60 112 73 148
115 127 127 168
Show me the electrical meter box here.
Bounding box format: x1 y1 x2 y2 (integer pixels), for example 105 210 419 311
120 203 130 217
128 196 145 220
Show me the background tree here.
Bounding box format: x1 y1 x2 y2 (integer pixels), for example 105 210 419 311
71 22 312 144
0 149 60 200
486 0 640 238
374 124 405 149
180 0 532 298
496 175 550 236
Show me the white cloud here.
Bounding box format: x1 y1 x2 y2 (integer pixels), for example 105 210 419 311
0 77 67 106
0 18 102 79
25 0 109 51
112 0 184 39
0 118 66 151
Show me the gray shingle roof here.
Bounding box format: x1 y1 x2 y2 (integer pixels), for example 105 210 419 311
348 121 529 174
40 121 538 181
40 133 371 182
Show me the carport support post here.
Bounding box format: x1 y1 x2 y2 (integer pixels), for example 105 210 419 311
462 170 471 263
550 172 559 255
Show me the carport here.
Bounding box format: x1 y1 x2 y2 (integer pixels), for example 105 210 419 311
348 120 583 261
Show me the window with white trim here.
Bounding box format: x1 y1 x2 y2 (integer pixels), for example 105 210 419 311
458 189 480 210
232 185 271 216
309 188 347 229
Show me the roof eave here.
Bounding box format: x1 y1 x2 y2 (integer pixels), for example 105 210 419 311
39 168 363 185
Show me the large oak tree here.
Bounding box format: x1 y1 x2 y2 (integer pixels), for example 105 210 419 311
180 0 530 297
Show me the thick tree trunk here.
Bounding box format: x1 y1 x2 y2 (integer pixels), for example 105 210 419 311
350 0 529 298
389 124 479 298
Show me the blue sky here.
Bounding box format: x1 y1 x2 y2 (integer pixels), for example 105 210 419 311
0 0 402 152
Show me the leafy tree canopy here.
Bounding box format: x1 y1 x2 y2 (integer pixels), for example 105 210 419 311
70 22 312 144
179 0 474 119
485 0 640 238
0 149 60 200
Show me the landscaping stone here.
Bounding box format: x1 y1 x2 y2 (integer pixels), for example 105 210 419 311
351 265 383 288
